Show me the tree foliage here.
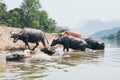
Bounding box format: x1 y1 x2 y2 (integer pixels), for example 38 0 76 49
0 0 69 33
0 0 7 24
116 30 120 39
21 0 41 27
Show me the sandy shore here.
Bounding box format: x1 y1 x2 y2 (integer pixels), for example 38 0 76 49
0 25 59 53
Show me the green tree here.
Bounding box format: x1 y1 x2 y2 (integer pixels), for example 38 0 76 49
31 20 39 28
21 0 41 27
45 18 57 33
0 0 7 24
38 10 48 30
8 8 24 27
11 11 20 27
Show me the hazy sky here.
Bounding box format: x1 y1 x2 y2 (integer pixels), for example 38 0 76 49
3 0 120 29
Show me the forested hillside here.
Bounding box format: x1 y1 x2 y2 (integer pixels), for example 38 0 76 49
90 27 120 39
0 0 69 33
103 30 120 39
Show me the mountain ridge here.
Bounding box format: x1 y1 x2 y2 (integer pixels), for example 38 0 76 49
90 27 120 38
74 19 120 36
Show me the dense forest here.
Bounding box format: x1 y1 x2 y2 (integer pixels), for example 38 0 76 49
0 0 69 33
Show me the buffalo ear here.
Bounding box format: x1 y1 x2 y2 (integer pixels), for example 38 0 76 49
11 35 13 38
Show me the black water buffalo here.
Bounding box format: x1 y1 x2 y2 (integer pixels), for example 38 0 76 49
10 28 49 50
6 54 24 61
40 48 55 55
51 36 87 52
84 38 105 50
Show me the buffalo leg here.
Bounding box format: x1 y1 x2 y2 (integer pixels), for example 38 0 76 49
66 48 69 52
63 47 65 51
41 39 46 48
63 47 69 52
32 42 39 50
25 42 31 49
80 46 86 51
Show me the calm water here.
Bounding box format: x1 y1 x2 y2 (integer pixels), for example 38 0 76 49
0 39 120 80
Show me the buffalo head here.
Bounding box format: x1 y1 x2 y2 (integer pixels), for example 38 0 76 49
85 38 105 50
50 39 58 46
50 38 62 47
10 30 20 43
97 42 105 50
6 54 24 61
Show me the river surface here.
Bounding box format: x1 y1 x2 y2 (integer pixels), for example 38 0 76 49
0 39 120 80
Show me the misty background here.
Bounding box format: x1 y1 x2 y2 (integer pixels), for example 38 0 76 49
3 0 120 37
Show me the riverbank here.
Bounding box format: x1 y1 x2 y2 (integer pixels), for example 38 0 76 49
0 25 58 53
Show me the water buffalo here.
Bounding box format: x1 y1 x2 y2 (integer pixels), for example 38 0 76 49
51 36 87 52
40 47 64 57
84 38 105 50
40 47 55 55
6 54 24 61
10 28 49 50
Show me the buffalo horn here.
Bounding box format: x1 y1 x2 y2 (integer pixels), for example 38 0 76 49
10 30 13 35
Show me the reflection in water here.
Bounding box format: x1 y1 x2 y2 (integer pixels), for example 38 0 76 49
60 50 104 66
0 61 49 79
0 54 6 72
0 50 105 80
104 39 120 47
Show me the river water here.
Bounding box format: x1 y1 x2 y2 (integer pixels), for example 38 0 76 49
0 39 120 80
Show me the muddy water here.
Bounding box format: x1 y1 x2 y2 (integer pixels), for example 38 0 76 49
0 40 120 80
